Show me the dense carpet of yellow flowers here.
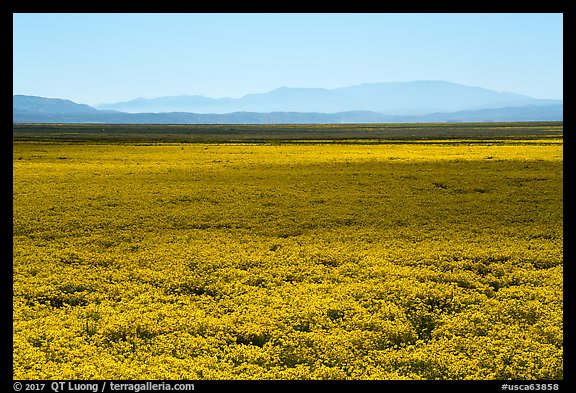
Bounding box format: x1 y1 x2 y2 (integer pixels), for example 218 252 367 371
13 136 562 379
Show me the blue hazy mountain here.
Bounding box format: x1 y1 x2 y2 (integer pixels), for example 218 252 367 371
13 97 562 124
13 95 100 114
95 81 561 114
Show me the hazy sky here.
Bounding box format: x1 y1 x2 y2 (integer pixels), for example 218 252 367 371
13 13 563 105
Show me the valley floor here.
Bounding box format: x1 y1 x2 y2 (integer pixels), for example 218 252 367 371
12 127 563 379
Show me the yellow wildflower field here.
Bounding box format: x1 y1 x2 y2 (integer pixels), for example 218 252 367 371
13 135 562 379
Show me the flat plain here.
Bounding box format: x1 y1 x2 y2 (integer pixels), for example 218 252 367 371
13 123 563 379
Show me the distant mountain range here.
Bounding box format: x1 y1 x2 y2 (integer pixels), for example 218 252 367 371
13 81 563 124
95 81 560 114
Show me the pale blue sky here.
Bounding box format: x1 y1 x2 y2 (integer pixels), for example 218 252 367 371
13 13 563 105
